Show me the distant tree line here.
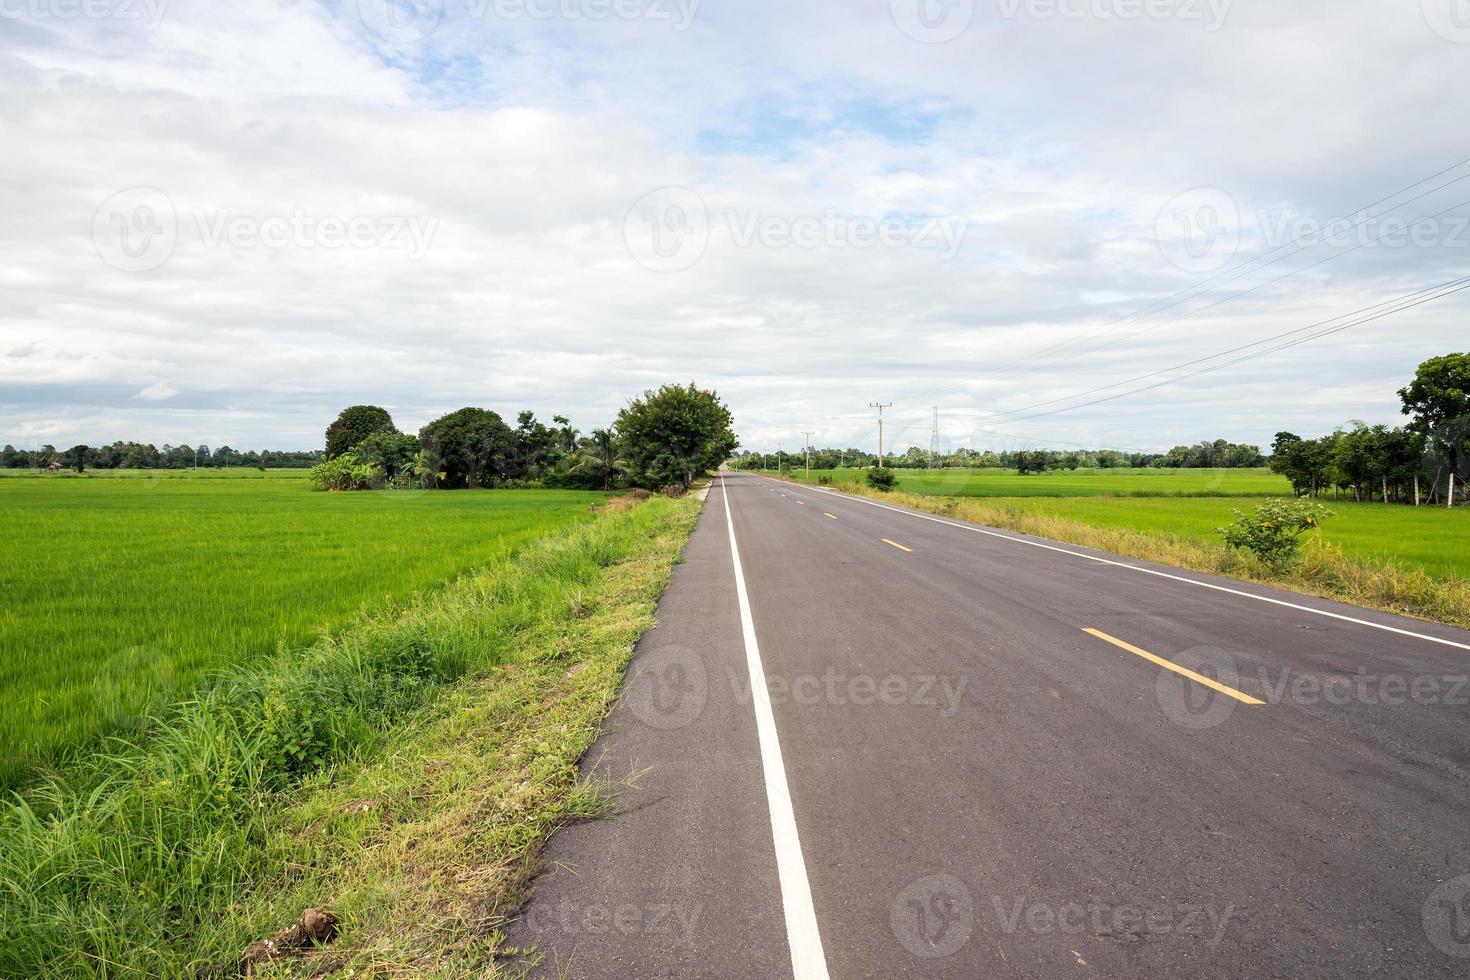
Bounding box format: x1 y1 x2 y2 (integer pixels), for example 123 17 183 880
0 442 319 472
313 383 738 493
733 439 1265 473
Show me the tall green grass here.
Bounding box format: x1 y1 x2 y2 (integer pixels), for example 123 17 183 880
0 475 608 785
0 496 696 978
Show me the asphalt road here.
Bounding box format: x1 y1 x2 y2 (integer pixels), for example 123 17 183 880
505 470 1470 979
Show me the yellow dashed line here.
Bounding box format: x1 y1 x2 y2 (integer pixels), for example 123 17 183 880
1082 628 1264 705
881 538 913 553
824 513 838 520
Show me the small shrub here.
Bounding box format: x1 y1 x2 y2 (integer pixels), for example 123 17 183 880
1217 498 1333 571
386 471 424 490
866 467 898 491
543 468 603 490
307 451 385 491
818 475 832 486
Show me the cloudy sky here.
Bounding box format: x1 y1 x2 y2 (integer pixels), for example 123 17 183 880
2 0 1467 456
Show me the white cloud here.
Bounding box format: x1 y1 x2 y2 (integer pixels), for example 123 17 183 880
135 381 178 401
0 0 1466 453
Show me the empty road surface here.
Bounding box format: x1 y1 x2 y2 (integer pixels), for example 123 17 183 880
505 470 1470 978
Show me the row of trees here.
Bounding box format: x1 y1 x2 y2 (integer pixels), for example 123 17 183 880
1268 353 1470 506
314 383 739 492
0 442 319 471
1269 426 1425 502
732 439 1264 473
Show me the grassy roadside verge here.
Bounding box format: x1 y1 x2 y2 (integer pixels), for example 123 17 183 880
0 494 700 978
771 476 1470 629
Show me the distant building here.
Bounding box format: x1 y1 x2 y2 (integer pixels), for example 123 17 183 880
47 460 62 470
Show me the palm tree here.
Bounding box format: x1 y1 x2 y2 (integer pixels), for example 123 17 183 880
577 428 624 491
410 448 441 489
553 415 581 456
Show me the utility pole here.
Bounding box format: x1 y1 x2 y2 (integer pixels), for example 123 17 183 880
869 402 892 468
802 431 814 477
776 442 783 475
929 407 940 469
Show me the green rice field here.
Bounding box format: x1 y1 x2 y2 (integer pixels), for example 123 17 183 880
0 472 609 785
976 496 1470 582
772 466 1292 497
768 467 1470 582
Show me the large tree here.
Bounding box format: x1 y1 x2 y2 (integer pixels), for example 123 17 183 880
1270 431 1336 497
1399 352 1469 503
1400 353 1470 433
511 410 559 478
324 405 396 460
418 407 516 489
615 383 738 490
61 444 89 473
1333 422 1389 502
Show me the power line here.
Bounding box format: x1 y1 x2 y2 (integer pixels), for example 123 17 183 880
912 153 1470 404
877 274 1469 436
957 274 1470 426
989 276 1470 425
762 418 1177 458
962 427 1169 455
1051 194 1470 365
1005 168 1470 372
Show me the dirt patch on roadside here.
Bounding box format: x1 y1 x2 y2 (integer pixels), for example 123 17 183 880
596 489 655 513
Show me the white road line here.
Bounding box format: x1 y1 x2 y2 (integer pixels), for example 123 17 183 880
774 476 1470 653
719 473 831 979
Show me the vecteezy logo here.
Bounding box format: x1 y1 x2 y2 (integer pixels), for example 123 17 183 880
1422 0 1470 43
623 186 708 272
889 0 974 43
1425 875 1470 958
94 646 177 729
1155 646 1242 730
93 187 177 272
890 873 974 959
1154 186 1240 273
623 644 707 729
357 0 442 43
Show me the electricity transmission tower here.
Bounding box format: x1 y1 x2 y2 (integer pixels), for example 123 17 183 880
929 407 940 469
869 402 892 467
802 431 814 477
